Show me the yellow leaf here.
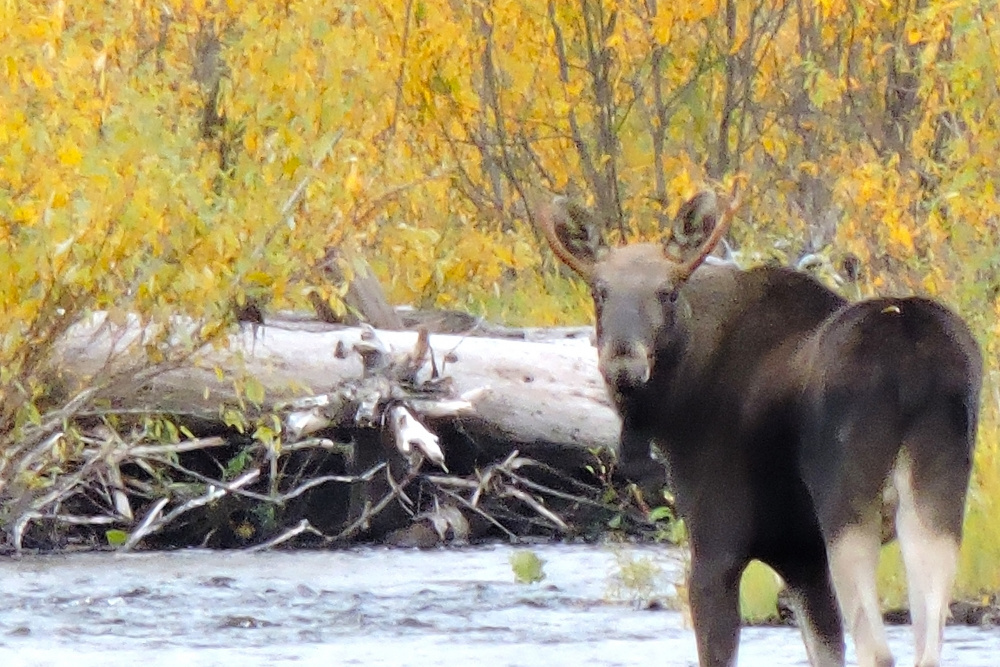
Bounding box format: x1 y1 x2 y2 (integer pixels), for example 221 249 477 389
344 159 362 196
57 144 82 166
282 155 302 177
245 270 273 287
29 66 53 89
889 222 914 252
4 55 18 89
652 11 673 44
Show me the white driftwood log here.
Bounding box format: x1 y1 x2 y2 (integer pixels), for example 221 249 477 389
53 314 621 452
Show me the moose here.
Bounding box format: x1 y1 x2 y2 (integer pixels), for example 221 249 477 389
538 191 982 667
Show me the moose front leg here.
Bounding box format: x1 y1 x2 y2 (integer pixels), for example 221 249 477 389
689 552 743 667
617 416 668 503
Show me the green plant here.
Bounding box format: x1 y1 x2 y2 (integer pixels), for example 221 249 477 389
608 550 664 606
509 549 546 584
649 499 688 545
739 561 783 624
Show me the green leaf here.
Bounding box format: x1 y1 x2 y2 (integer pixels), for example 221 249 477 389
648 505 674 522
105 529 129 547
245 377 266 406
509 549 546 584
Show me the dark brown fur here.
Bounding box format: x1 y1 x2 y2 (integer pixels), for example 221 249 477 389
539 192 849 666
540 191 982 667
796 297 981 667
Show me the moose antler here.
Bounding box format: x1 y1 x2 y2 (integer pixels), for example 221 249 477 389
678 191 743 280
537 198 596 281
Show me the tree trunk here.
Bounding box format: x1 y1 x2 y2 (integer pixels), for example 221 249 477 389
54 314 619 453
11 313 633 550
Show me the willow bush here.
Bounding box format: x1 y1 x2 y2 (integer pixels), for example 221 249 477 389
1 0 997 599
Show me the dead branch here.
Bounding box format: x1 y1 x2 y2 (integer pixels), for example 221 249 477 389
0 316 657 552
331 464 420 543
127 437 228 457
121 469 260 551
243 519 323 553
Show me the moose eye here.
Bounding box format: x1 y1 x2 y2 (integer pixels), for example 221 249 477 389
592 283 608 305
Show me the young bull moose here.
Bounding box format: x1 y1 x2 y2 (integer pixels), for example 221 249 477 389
538 191 981 667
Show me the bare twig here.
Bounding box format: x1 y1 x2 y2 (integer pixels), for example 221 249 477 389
384 462 415 510
105 456 133 521
472 449 521 506
422 475 479 489
243 519 323 553
137 456 386 504
330 464 419 543
121 469 260 551
121 497 169 551
500 486 571 532
17 513 120 526
437 487 519 541
127 436 227 457
260 437 353 454
502 469 609 510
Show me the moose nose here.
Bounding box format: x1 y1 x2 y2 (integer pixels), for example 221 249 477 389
600 341 652 392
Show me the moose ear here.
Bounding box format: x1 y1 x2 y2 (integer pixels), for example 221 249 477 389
552 198 606 266
671 190 720 254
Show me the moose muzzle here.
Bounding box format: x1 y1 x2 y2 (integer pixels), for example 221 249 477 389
599 340 653 393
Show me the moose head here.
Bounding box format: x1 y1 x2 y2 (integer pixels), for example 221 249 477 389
538 191 739 397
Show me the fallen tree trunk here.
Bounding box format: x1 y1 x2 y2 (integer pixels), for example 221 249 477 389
5 313 651 552
54 313 620 452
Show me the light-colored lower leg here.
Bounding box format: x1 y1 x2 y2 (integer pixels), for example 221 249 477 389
828 520 894 667
893 459 960 667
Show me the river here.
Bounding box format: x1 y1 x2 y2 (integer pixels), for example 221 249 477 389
0 544 995 666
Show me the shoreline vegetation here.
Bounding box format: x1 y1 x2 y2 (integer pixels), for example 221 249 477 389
0 309 996 630
2 0 998 632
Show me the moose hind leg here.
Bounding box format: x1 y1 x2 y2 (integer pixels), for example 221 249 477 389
893 448 969 667
827 510 894 667
775 558 845 667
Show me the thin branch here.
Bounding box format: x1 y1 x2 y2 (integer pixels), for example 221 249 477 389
243 519 323 553
330 464 420 543
499 486 570 532
501 470 608 510
382 0 416 149
138 456 387 504
127 436 228 457
121 469 260 551
18 513 119 526
437 487 519 542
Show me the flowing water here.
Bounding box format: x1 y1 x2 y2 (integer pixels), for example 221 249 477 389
0 544 995 666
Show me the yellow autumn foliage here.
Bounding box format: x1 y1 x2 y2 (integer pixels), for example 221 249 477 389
1 0 998 592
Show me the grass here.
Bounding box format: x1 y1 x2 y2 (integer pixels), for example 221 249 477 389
607 549 683 610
